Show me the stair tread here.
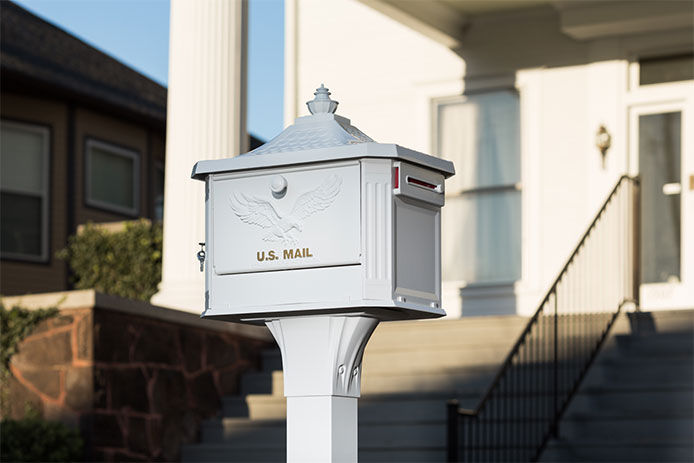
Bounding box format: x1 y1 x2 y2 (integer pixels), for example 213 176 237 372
184 309 694 463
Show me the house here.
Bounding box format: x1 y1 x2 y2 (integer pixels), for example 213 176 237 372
182 1 693 461
0 2 262 297
4 0 691 460
284 0 693 317
0 1 167 296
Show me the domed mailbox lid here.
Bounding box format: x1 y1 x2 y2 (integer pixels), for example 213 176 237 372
192 85 455 323
191 85 454 180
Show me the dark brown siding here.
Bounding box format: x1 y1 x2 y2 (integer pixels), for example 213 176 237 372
74 107 150 224
1 97 166 296
1 92 69 295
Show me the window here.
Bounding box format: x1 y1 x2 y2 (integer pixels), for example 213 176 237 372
436 91 521 285
154 162 164 222
85 139 139 215
639 54 693 86
1 120 50 261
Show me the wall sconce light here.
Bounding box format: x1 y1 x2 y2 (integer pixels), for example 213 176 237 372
595 124 612 168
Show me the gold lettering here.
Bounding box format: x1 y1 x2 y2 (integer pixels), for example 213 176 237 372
283 249 294 259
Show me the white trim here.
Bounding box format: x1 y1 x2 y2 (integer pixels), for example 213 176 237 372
85 138 140 216
283 0 298 127
0 119 50 262
627 96 694 311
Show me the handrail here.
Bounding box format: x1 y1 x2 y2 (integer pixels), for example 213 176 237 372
447 175 640 462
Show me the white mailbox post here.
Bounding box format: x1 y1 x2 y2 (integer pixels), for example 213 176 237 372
192 85 454 462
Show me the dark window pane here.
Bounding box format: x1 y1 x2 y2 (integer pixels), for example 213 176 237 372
88 145 136 211
1 192 42 257
154 165 164 222
640 54 694 85
639 112 681 283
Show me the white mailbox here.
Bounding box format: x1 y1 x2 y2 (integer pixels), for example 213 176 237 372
191 85 455 323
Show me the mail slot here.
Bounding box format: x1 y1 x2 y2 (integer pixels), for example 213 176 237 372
191 85 455 323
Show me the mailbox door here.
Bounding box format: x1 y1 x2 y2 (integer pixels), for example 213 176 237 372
210 161 361 275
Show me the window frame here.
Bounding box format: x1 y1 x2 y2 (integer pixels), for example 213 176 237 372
432 90 523 286
628 48 694 92
0 119 51 263
84 137 140 216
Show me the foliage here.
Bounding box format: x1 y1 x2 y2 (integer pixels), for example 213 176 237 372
57 219 163 301
0 303 58 418
0 302 58 373
0 413 83 462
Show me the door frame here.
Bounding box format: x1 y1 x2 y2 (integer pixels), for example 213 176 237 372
627 92 694 310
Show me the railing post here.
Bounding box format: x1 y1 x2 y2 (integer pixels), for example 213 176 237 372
552 292 559 438
633 179 641 309
447 400 460 462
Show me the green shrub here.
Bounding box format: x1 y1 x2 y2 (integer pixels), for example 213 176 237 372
0 415 83 462
57 219 162 301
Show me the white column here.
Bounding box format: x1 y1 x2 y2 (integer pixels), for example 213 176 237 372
266 315 379 462
151 0 248 312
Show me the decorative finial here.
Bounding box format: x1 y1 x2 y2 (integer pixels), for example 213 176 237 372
306 84 339 114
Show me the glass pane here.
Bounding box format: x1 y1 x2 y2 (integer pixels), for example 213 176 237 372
1 123 45 194
442 190 521 284
154 165 164 221
1 192 42 257
640 54 694 85
639 112 681 283
437 91 520 192
89 145 136 211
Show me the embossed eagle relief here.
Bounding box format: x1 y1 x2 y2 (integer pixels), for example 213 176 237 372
229 174 342 246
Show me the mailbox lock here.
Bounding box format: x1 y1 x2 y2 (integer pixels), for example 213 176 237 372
196 242 206 272
270 175 288 198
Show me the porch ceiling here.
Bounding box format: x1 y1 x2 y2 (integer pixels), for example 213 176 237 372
360 0 554 47
440 0 551 16
361 0 694 47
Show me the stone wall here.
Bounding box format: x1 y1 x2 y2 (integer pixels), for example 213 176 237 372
3 290 272 461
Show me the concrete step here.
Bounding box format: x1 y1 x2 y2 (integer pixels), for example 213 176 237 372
359 449 445 462
365 316 527 350
240 370 283 396
613 332 694 356
559 417 693 441
626 309 694 334
362 346 515 373
592 357 693 383
224 392 479 422
257 344 515 376
565 388 694 418
181 444 285 462
201 417 448 450
243 365 500 397
540 439 694 462
185 310 694 463
182 443 448 463
581 357 693 390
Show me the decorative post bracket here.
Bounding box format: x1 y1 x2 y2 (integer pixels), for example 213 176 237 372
266 315 379 462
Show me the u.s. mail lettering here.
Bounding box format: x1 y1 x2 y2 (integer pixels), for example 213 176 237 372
256 248 314 262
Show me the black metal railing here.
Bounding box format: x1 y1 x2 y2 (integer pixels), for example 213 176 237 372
447 175 640 462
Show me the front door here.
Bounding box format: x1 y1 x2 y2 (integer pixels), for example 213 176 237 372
629 99 693 309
